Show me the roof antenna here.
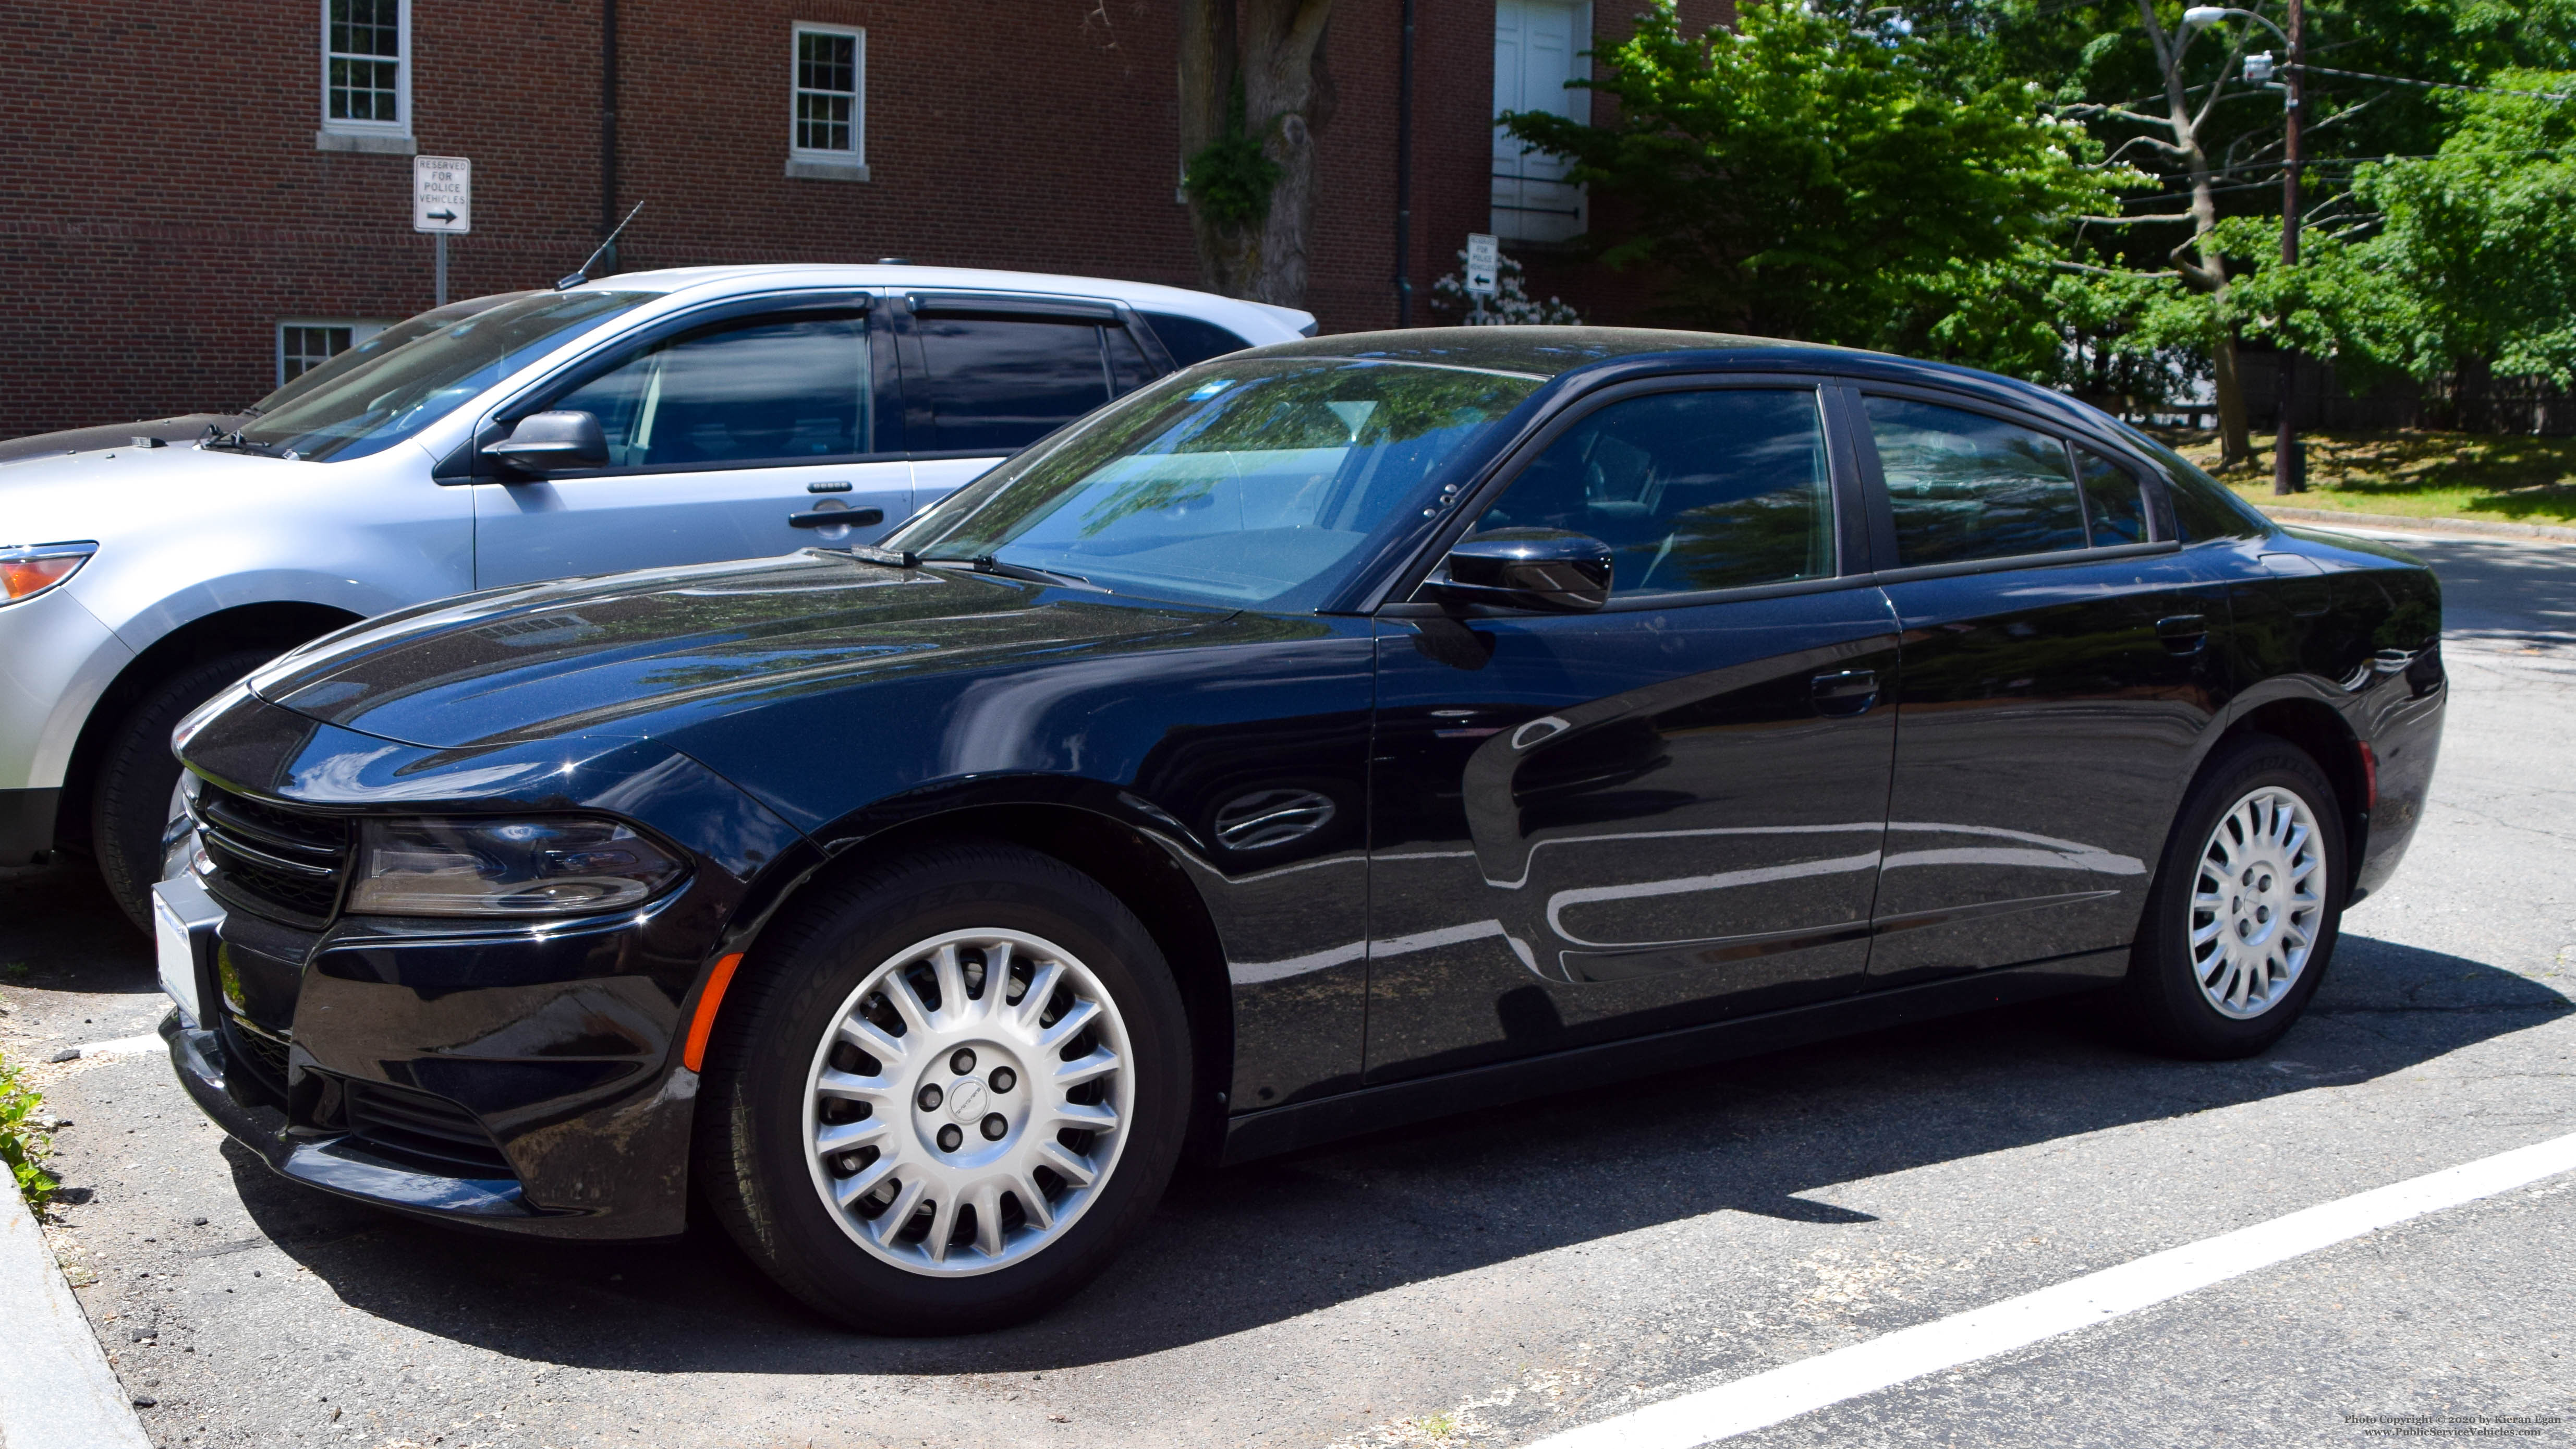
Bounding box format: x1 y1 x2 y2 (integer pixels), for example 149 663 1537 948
558 200 646 289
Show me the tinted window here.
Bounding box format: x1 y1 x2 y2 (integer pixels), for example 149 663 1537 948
1140 311 1254 367
552 313 870 468
2115 426 2268 540
1471 389 1833 596
1105 324 1157 394
2075 447 2150 546
914 317 1111 452
890 358 1542 610
1866 397 2086 565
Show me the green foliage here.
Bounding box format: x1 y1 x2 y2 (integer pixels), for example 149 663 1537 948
2228 74 2576 388
1183 80 1280 228
0 1050 56 1208
1498 0 2123 347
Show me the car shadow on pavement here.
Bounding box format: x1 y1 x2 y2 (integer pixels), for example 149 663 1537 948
206 928 2567 1378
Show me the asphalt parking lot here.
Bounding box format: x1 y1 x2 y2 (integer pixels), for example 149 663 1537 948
4 523 2570 1449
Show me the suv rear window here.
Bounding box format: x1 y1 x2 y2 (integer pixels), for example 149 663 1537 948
1141 311 1253 367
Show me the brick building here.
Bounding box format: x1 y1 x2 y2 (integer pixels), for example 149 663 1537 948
0 1 1729 438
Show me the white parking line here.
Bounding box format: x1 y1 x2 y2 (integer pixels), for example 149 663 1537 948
1530 1128 2576 1449
75 1034 166 1058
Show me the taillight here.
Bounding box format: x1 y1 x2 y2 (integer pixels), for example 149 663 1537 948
2358 740 2378 812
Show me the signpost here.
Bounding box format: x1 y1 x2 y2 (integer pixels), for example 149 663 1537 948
412 155 471 306
1464 232 1498 323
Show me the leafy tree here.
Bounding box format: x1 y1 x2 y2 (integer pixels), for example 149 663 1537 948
2228 73 2576 394
1497 0 2122 349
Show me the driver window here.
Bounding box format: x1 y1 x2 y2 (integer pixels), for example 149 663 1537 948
1466 388 1835 596
550 312 870 469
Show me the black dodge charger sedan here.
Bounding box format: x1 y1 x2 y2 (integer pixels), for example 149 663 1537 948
159 327 2445 1332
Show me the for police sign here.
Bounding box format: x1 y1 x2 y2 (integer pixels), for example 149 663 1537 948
413 156 471 235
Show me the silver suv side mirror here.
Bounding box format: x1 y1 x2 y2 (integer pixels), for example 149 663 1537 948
483 410 608 474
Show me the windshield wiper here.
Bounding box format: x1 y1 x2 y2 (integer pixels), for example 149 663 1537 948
920 553 1093 588
199 422 276 455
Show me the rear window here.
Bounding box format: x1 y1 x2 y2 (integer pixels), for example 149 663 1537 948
2116 426 2270 540
1141 311 1254 367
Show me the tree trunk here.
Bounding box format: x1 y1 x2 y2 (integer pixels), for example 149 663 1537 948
1180 0 1334 307
2138 0 2254 468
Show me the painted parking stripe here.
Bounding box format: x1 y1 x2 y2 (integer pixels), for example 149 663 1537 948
1531 1127 2576 1449
75 1034 167 1058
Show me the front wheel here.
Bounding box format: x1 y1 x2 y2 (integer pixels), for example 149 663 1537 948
92 649 277 933
695 841 1191 1334
2121 733 2347 1059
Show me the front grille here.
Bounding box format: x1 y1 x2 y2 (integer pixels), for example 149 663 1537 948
341 1080 515 1178
191 781 351 928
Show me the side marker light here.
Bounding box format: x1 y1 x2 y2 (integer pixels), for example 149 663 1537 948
683 952 746 1072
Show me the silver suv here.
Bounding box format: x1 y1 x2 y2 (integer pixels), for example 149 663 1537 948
0 264 1311 926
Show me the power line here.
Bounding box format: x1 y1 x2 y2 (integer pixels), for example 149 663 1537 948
2293 62 2574 102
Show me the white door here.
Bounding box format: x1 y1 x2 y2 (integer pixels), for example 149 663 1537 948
1492 0 1589 246
474 307 912 588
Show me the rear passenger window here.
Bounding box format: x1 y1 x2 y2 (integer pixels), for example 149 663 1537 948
1865 397 2086 566
2075 447 2149 546
1469 388 1835 597
913 317 1111 453
1141 311 1253 367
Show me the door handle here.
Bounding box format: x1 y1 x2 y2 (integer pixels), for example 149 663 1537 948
789 507 883 529
2156 614 2208 655
1811 668 1878 715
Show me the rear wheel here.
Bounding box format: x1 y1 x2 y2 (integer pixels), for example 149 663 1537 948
2121 733 2347 1058
695 841 1190 1334
91 650 273 933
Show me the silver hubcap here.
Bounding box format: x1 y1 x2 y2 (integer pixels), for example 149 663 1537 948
2189 786 2326 1019
801 928 1131 1277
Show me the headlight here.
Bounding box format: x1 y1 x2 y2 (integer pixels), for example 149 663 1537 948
348 816 686 917
0 541 97 604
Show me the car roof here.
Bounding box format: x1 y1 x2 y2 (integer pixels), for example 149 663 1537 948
1243 325 2123 440
562 263 1316 340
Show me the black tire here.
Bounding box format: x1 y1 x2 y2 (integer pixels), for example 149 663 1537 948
91 649 276 934
2121 733 2348 1059
694 840 1192 1334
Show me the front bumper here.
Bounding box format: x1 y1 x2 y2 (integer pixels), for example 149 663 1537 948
160 1009 541 1223
162 698 811 1240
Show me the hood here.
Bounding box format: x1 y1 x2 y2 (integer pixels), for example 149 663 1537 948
0 415 241 466
249 551 1235 751
0 439 298 546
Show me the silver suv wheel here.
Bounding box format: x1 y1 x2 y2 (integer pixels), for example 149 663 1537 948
2189 785 2327 1019
802 928 1132 1277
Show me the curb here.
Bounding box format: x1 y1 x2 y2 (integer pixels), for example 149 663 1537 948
2256 504 2576 544
0 1188 153 1449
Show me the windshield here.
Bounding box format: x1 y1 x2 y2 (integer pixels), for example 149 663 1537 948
245 292 537 417
886 358 1543 610
237 291 653 462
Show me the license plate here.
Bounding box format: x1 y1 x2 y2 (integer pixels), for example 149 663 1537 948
152 876 220 1028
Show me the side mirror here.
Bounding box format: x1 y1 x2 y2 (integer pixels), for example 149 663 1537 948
482 410 607 473
1426 529 1613 612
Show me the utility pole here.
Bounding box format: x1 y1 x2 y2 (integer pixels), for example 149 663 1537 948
2274 0 2306 494
1394 0 1416 327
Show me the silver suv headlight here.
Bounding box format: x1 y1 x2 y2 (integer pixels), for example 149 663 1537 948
1 541 98 605
348 816 686 917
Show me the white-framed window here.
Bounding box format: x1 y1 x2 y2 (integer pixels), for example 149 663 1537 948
277 319 386 387
1492 0 1590 245
320 0 410 138
791 24 865 162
